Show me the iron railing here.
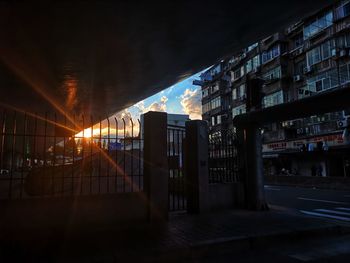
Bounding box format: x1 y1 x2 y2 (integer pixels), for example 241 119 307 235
0 110 143 200
167 124 186 212
208 130 239 184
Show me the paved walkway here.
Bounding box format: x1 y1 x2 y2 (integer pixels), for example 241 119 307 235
1 207 349 262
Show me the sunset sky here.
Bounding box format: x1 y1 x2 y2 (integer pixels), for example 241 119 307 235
76 70 204 137
119 71 203 121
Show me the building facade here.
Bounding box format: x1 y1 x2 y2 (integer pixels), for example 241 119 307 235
196 1 350 177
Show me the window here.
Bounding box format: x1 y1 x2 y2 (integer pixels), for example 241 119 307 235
241 66 245 76
306 40 335 67
210 64 222 76
306 67 340 93
211 115 222 126
202 88 209 98
339 63 350 84
315 80 323 92
263 66 281 80
217 115 222 124
306 46 321 66
336 33 350 48
294 60 306 75
303 11 333 39
321 41 333 59
246 42 258 52
293 34 304 49
335 2 350 20
262 45 280 64
252 55 260 69
211 116 215 126
263 90 284 108
232 88 237 100
246 60 252 73
202 102 210 114
298 86 315 99
233 69 241 80
233 84 246 101
211 83 220 93
210 97 221 110
232 105 246 118
246 55 261 73
232 66 245 81
306 63 350 93
238 84 246 99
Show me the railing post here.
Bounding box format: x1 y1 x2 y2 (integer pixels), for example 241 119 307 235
143 111 168 222
185 120 209 214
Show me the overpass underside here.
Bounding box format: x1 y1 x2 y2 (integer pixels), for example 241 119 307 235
0 0 332 118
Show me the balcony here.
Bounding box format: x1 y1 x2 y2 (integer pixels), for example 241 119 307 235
260 32 286 51
262 129 286 143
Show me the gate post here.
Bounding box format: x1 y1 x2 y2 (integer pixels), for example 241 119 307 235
185 120 209 214
242 123 268 210
143 111 168 222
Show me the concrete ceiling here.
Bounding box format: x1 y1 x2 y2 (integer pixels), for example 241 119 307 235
0 1 333 118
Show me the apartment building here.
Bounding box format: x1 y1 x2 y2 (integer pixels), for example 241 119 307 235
195 1 350 177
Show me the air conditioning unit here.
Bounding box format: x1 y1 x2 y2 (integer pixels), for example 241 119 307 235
296 128 304 135
337 120 348 129
293 75 302 82
339 49 348 57
303 66 313 74
239 94 247 101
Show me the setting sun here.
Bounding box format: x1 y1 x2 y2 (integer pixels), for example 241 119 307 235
75 128 101 139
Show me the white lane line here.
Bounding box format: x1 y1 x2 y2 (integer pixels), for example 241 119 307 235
337 207 350 212
297 197 349 205
314 209 350 216
300 210 350 222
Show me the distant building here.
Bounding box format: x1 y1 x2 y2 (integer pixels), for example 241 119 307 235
140 113 189 138
195 1 350 177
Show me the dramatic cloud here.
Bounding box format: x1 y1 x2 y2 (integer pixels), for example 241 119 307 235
160 96 168 104
180 88 202 120
134 96 168 114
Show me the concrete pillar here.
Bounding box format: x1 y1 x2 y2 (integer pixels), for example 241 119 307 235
185 120 209 214
143 111 168 222
243 124 268 210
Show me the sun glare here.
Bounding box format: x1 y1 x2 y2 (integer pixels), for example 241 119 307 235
75 128 101 139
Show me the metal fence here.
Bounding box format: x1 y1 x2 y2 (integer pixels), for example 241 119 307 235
208 130 239 184
167 125 186 212
0 110 143 200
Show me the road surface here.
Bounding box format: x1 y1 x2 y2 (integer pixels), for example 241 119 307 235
265 185 350 224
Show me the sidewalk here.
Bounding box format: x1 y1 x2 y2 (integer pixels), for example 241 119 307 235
1 207 349 262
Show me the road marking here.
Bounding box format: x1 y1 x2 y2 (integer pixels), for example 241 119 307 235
337 207 350 212
314 209 350 216
300 210 350 222
264 185 280 190
297 197 349 205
